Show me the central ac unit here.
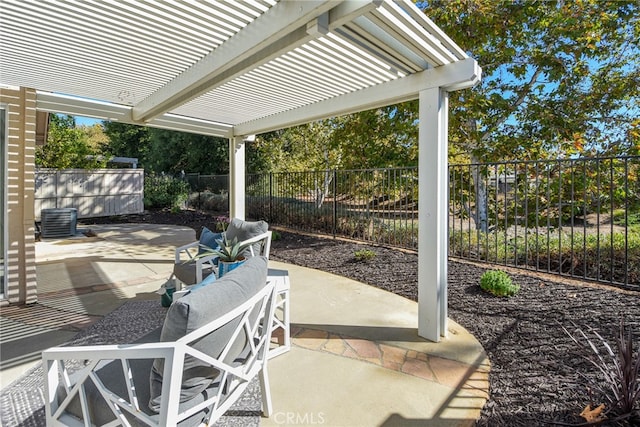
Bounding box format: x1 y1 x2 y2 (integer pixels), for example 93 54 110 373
41 208 78 238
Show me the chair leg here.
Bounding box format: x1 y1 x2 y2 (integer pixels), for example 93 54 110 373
259 366 273 417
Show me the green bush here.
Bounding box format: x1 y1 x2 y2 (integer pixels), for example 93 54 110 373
479 270 520 297
189 191 228 212
354 248 376 262
144 173 190 209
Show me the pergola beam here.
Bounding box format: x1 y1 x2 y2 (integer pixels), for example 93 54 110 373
36 92 233 138
132 1 381 123
234 57 480 136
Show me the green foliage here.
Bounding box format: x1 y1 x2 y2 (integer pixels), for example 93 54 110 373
425 0 640 160
144 173 190 210
564 319 640 422
188 191 228 213
146 128 229 175
614 209 640 228
203 235 250 262
479 270 520 297
450 157 640 232
354 249 376 262
102 121 150 165
102 122 228 174
36 114 107 169
450 228 640 284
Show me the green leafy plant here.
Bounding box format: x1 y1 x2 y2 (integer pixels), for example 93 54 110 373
564 319 640 424
205 235 250 262
479 270 520 296
144 173 190 209
354 249 376 262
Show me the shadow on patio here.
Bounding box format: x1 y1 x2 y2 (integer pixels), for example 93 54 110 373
1 224 489 426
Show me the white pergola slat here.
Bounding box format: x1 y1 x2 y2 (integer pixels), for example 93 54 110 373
0 0 481 342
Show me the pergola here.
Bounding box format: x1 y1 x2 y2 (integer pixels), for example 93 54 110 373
0 0 480 341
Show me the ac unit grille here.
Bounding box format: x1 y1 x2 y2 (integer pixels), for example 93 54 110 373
41 208 78 238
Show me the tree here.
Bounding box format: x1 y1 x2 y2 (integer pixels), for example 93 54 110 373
145 128 229 175
102 123 229 175
424 0 639 160
36 114 107 169
81 123 109 152
102 121 150 166
254 121 342 207
421 0 640 230
332 105 419 170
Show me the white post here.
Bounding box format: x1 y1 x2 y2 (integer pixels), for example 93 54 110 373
418 87 449 342
229 136 246 220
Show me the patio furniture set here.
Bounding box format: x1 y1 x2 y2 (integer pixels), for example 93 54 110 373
41 218 290 426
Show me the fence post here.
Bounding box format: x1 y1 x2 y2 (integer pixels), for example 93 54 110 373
269 173 273 222
55 170 60 209
333 169 337 238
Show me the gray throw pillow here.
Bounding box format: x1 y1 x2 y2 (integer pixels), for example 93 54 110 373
224 218 268 257
149 255 268 412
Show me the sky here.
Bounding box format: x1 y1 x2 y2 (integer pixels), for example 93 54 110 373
75 116 101 127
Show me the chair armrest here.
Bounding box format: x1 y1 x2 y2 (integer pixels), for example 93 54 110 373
43 279 276 427
42 342 237 427
194 254 218 283
175 241 200 263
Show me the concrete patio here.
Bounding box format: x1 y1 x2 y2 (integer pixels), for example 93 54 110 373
0 223 489 426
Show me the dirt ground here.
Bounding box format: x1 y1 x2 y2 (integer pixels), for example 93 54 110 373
81 210 640 426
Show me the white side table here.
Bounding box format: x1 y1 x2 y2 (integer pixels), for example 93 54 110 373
267 268 290 358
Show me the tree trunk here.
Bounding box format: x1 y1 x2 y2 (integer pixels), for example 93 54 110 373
470 153 489 232
314 169 332 209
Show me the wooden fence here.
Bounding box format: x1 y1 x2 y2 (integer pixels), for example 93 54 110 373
34 169 144 220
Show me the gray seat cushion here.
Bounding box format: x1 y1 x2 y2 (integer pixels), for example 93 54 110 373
225 218 268 257
149 255 269 412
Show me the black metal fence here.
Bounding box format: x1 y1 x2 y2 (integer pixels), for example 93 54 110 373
183 156 639 290
246 168 419 248
449 156 639 289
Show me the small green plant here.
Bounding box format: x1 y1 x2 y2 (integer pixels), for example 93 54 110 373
354 249 376 262
206 235 251 262
271 230 282 241
479 270 520 296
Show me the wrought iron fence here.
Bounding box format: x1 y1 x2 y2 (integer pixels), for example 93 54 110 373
184 156 639 290
246 168 419 248
449 156 639 289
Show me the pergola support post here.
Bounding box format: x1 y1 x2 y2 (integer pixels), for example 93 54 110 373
229 136 246 220
417 87 449 342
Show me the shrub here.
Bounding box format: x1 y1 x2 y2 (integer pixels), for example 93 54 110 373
188 191 228 212
479 270 520 296
144 173 190 209
354 249 376 262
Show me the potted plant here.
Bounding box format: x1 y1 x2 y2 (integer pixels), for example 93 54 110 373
206 234 251 278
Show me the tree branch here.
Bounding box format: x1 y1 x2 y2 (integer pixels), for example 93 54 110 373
480 65 545 143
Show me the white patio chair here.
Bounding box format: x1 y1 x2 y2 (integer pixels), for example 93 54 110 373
43 256 275 427
173 218 270 286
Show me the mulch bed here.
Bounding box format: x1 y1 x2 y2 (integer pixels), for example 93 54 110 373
81 210 640 426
